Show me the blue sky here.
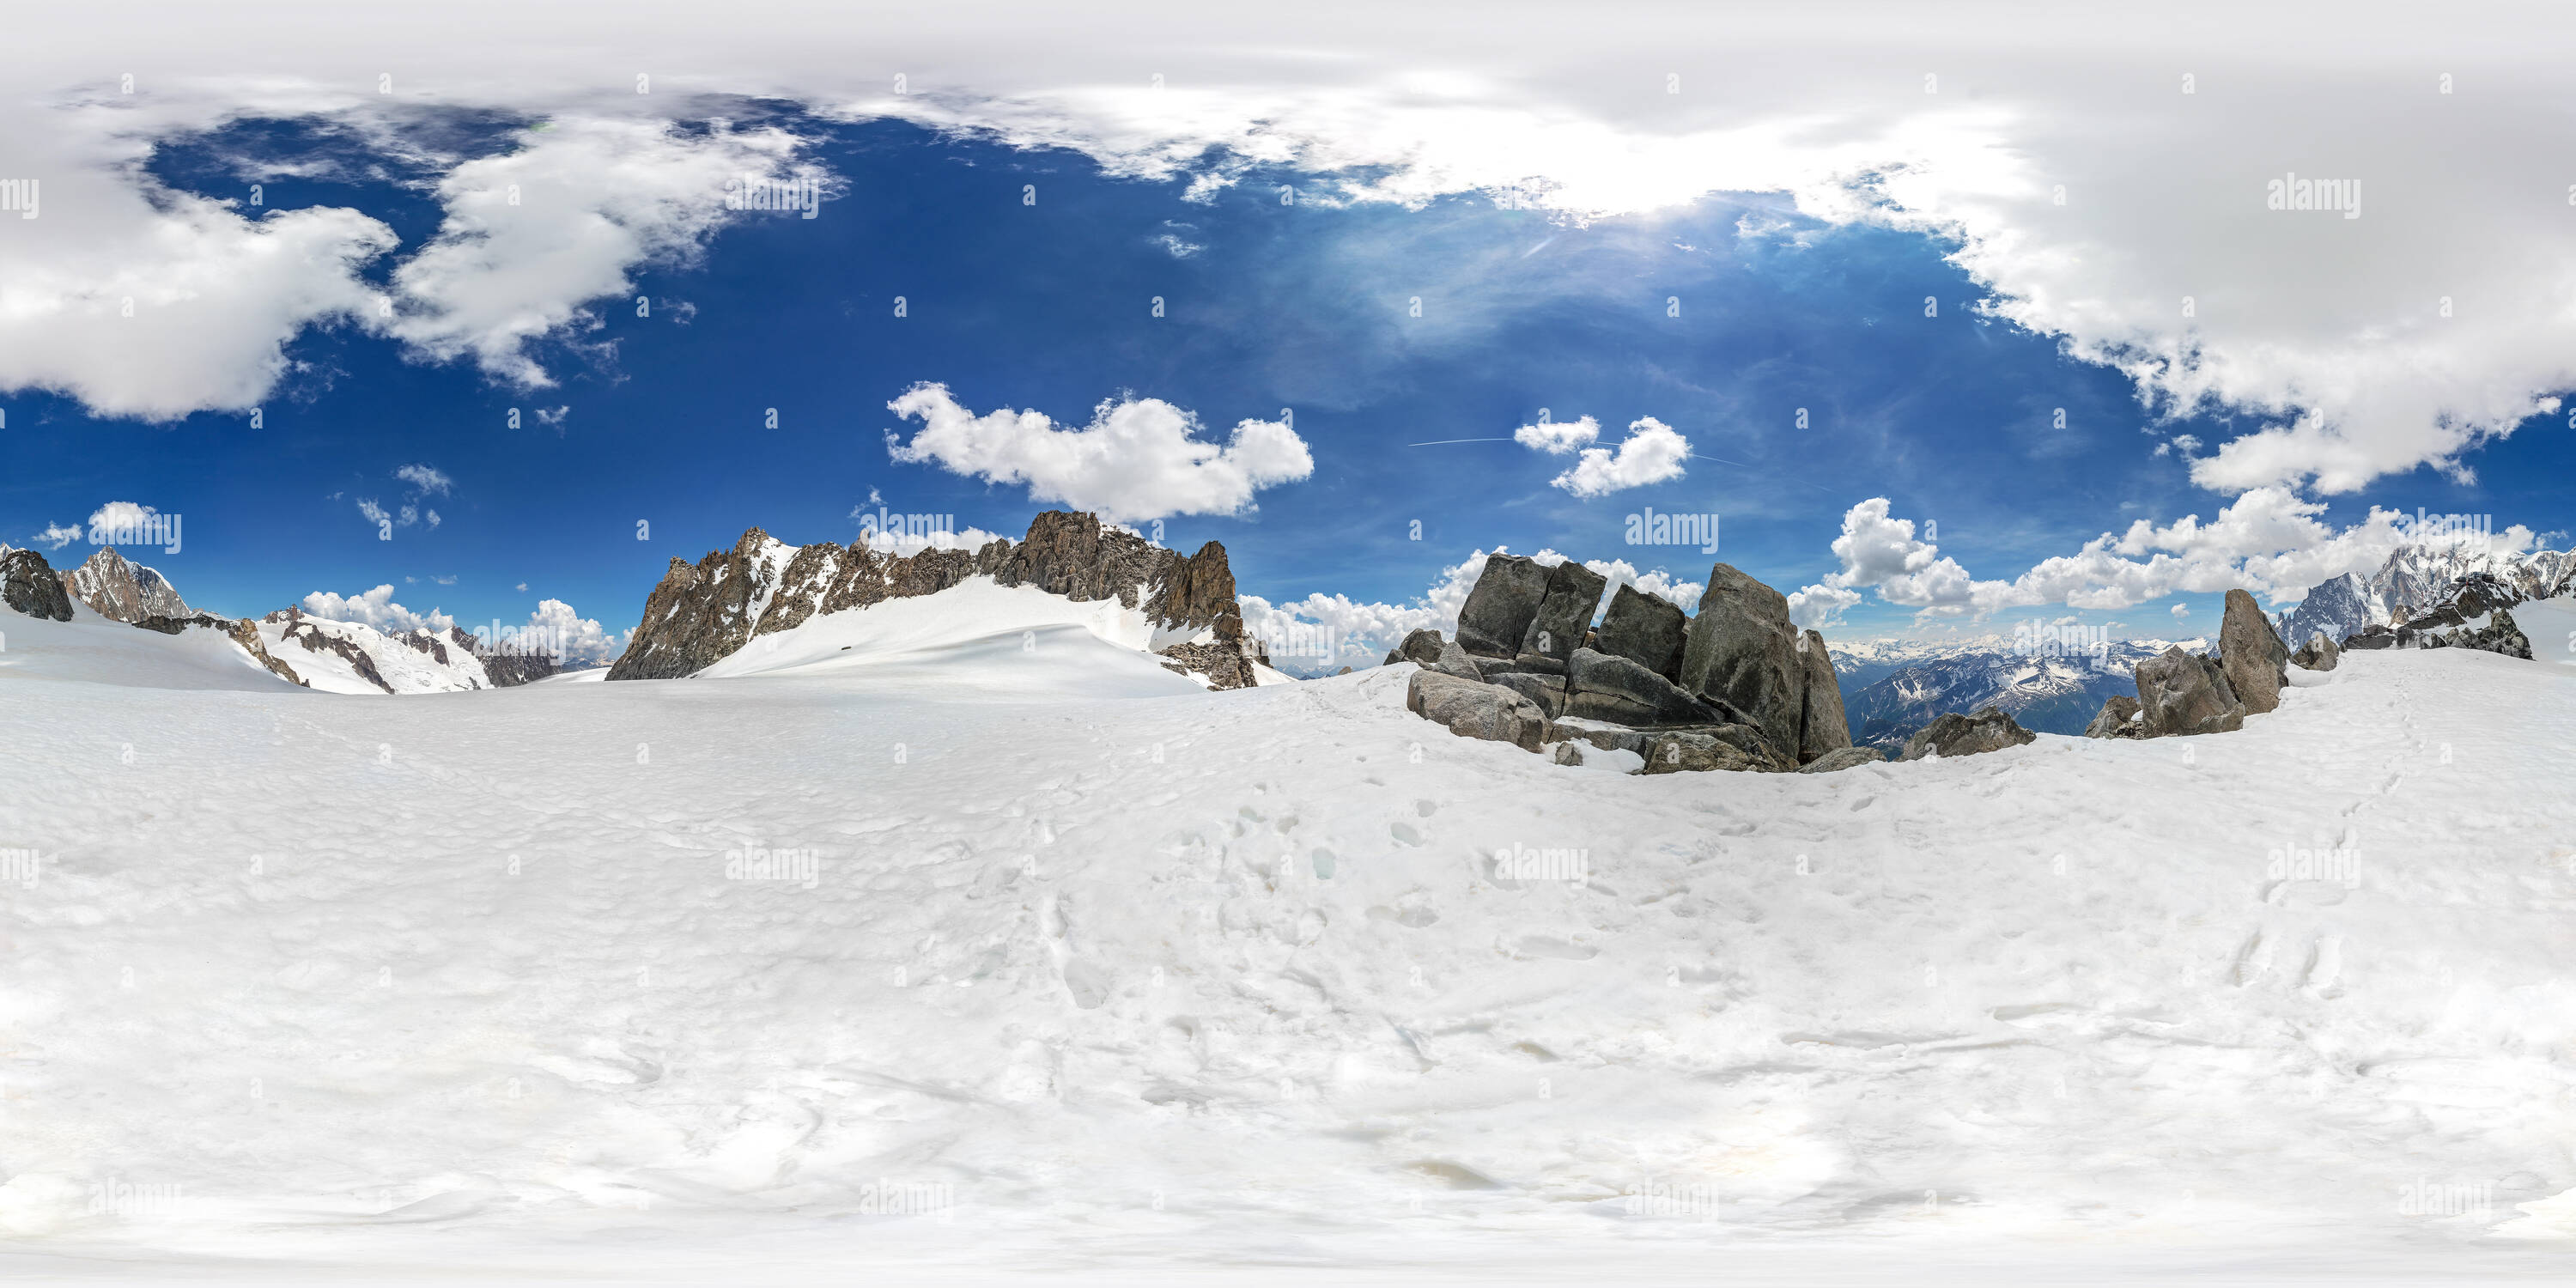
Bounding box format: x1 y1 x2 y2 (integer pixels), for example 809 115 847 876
5 106 2570 659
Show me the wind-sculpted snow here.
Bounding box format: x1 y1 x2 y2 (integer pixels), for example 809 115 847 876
2 634 2573 1279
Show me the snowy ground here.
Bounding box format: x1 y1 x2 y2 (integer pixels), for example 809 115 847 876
3 605 2575 1284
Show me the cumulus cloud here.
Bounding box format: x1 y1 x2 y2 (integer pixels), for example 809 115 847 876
856 524 1008 556
1513 416 1600 455
1548 416 1688 498
884 382 1313 524
394 464 452 495
32 522 81 550
524 598 624 665
301 585 453 634
2172 604 2190 619
380 117 820 387
1791 490 2549 627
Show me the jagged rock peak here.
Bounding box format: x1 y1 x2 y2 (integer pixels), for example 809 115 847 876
607 511 1260 685
3 547 76 621
58 546 191 623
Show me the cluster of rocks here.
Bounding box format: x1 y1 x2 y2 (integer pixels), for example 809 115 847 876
2084 589 2297 740
2341 574 2536 659
609 510 1267 687
1392 553 1886 774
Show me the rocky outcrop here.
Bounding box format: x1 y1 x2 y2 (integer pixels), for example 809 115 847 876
2134 646 2245 737
137 612 307 686
58 547 191 623
3 548 75 621
2081 694 2142 738
1383 629 1444 667
1593 584 1687 680
1641 730 1777 775
2218 589 2291 715
1489 671 1569 719
2292 633 2339 671
609 512 1264 687
1519 561 1607 663
1797 745 1885 774
1676 563 1807 761
1794 629 1853 762
1454 554 1550 657
2440 607 2533 659
1899 706 2036 761
1406 670 1546 751
1562 646 1729 726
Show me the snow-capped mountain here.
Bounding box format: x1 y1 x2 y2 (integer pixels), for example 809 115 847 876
256 608 558 694
1832 636 2205 747
611 510 1282 690
56 546 191 623
2276 542 2574 648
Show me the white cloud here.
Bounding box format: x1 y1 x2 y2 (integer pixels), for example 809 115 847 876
515 582 528 592
2 8 2568 491
395 464 452 496
857 525 1007 556
1548 416 1689 499
525 598 623 665
1513 416 1599 455
380 117 817 388
2171 604 2190 619
86 501 157 536
1792 489 2549 625
302 585 453 634
32 522 80 550
884 383 1312 524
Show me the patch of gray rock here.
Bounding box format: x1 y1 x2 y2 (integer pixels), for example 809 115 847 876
2337 572 2537 659
2082 589 2299 741
1390 553 1895 774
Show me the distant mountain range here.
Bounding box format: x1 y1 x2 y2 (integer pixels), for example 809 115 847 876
2275 543 2573 650
1826 635 2205 748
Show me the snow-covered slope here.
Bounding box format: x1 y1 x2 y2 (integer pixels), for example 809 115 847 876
3 631 2573 1279
256 612 495 695
697 576 1220 700
0 604 304 692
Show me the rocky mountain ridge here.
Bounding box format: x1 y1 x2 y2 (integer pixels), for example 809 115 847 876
608 511 1267 688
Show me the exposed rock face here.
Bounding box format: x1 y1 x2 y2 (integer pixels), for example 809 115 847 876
2218 588 2291 714
2082 694 2142 738
1640 725 1799 774
2292 633 2340 672
1519 561 1607 663
1798 745 1885 774
1899 706 2037 761
2134 646 2245 737
58 547 191 623
1453 554 1549 657
1563 647 1728 726
1405 670 1546 751
136 612 307 686
1676 563 1807 761
1489 671 1568 720
1794 629 1852 762
3 548 75 621
1429 639 1487 682
1385 629 1445 667
1593 584 1687 680
609 512 1261 686
264 607 398 694
2441 607 2534 659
